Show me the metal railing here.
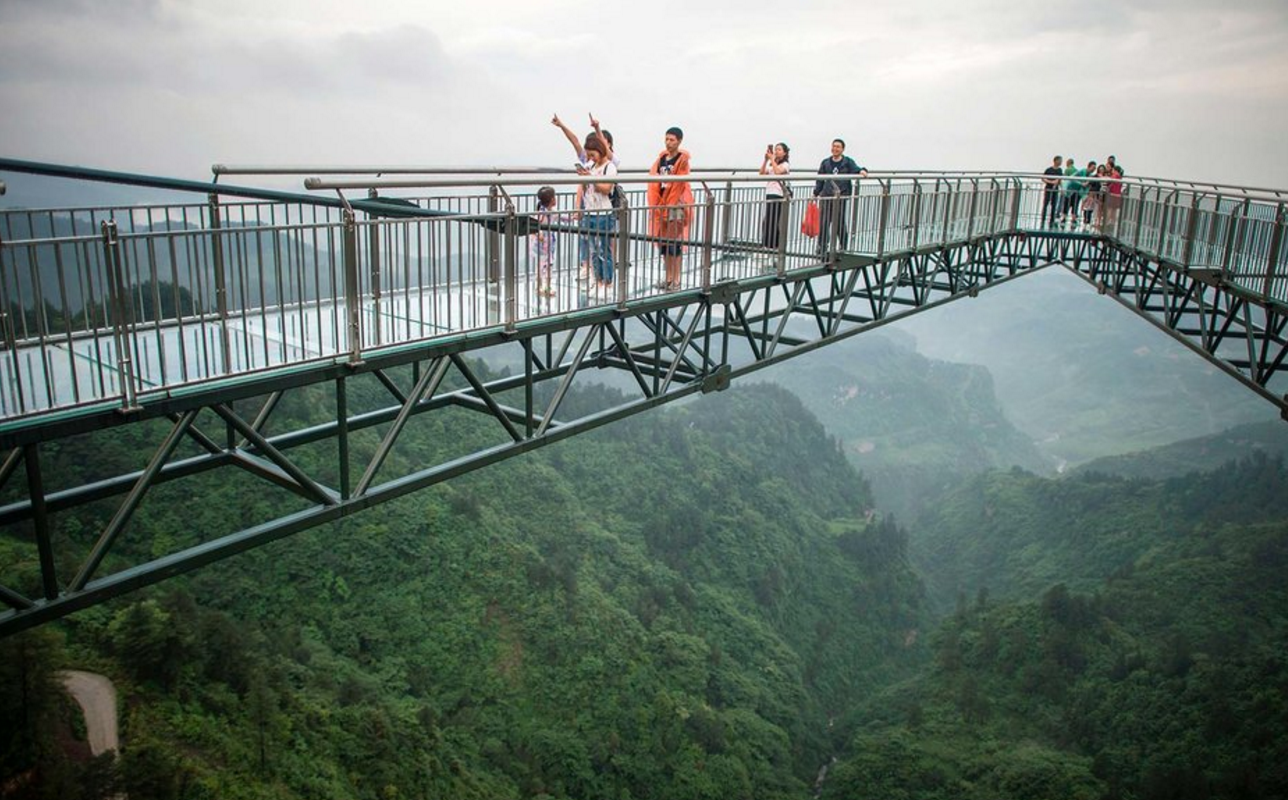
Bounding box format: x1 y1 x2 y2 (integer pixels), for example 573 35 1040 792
1 160 1284 422
1007 174 1287 300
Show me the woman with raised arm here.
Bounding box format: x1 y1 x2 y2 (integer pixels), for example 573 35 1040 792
760 142 791 248
576 135 619 294
551 112 616 167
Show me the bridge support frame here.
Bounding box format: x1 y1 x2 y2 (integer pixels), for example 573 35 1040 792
1 225 1285 636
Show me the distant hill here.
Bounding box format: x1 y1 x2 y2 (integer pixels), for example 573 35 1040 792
826 455 1288 800
760 329 1051 522
1071 419 1288 480
893 267 1278 466
909 451 1288 612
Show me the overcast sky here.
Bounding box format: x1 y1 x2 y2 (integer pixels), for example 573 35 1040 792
3 0 1287 192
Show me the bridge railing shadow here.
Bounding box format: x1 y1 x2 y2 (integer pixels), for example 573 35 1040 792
0 163 1283 422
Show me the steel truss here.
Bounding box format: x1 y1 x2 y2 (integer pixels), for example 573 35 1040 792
1053 237 1288 411
1 228 1285 636
0 233 1056 635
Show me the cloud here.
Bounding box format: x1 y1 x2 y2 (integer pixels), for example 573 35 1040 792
1 1 1287 187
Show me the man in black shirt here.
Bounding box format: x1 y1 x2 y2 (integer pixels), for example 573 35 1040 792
813 139 867 255
1042 155 1063 228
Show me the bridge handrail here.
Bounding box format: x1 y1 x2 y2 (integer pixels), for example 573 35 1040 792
2 157 1284 425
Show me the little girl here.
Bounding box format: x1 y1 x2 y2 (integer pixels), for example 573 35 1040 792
532 186 562 297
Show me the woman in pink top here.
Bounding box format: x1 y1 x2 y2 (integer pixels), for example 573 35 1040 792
1105 166 1124 228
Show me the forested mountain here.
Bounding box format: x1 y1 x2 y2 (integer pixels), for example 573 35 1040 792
0 379 928 799
909 452 1288 611
762 330 1051 522
823 454 1288 800
4 288 1287 799
895 268 1278 465
1072 420 1288 480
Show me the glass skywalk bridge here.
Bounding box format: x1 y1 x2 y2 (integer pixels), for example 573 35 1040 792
1 163 1284 422
0 158 1284 634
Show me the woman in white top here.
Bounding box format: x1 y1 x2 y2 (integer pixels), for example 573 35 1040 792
576 135 619 289
760 142 791 248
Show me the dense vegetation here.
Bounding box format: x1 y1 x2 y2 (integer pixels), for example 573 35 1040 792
3 334 1287 799
824 454 1288 799
1 377 927 799
911 452 1288 611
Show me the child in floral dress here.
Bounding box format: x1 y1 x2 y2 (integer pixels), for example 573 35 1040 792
532 186 561 297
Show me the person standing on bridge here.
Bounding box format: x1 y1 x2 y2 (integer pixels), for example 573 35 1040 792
648 127 693 291
813 139 865 256
554 113 618 284
577 136 619 295
1105 163 1125 230
1042 155 1063 228
1060 157 1080 227
532 186 568 298
760 142 791 249
1067 160 1091 230
1084 162 1105 229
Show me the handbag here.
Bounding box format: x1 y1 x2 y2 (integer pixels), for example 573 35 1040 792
801 201 820 238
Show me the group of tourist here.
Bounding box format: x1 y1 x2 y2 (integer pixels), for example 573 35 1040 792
533 116 1122 299
533 114 869 298
540 113 694 296
1042 154 1127 231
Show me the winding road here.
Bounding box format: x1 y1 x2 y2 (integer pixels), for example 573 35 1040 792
59 670 119 756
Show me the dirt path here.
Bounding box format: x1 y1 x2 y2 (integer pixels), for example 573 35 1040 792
59 670 119 756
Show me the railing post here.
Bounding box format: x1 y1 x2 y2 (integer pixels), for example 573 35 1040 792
1180 192 1201 269
1158 191 1176 259
939 178 952 247
1265 203 1285 300
616 196 631 309
487 185 501 284
876 180 890 258
776 192 790 278
366 189 383 346
341 208 363 363
0 231 15 391
207 193 231 375
701 190 715 293
988 179 1001 235
910 180 923 251
849 181 862 247
1009 178 1022 232
504 205 518 331
100 220 138 409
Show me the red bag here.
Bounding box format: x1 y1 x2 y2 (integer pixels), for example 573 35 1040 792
801 201 820 238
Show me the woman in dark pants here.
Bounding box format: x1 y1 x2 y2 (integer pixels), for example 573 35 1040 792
760 142 791 248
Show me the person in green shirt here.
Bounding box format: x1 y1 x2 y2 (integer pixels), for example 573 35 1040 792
1060 157 1079 227
1067 163 1092 230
